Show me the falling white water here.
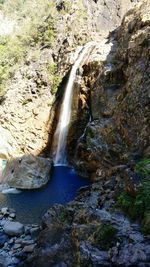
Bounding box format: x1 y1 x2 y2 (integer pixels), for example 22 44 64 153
54 42 95 165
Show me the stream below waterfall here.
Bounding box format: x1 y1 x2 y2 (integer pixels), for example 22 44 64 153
0 166 90 224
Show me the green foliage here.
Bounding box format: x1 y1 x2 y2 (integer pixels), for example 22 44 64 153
117 179 150 234
94 224 117 249
0 0 5 5
135 158 150 176
0 35 26 94
48 62 57 74
117 192 141 219
59 209 68 223
48 62 62 95
137 179 150 212
142 212 150 235
86 127 95 139
19 15 56 47
51 75 62 94
0 0 57 94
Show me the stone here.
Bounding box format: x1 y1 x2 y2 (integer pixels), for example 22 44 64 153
0 254 11 267
24 235 32 241
0 233 9 248
23 244 35 253
4 221 24 236
9 213 16 219
13 243 22 249
8 238 15 245
21 240 34 246
24 226 30 235
1 155 52 189
15 238 23 244
1 207 8 215
110 243 148 266
80 241 109 265
29 227 40 238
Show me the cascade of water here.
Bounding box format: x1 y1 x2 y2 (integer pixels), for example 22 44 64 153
54 42 95 165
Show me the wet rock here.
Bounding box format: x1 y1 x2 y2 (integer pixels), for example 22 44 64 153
1 155 52 189
4 221 24 236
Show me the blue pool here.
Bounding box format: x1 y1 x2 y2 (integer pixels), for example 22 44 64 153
0 166 90 224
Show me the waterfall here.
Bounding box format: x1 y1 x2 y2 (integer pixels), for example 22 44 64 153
54 42 95 165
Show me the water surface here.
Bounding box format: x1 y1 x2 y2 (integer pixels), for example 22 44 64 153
0 166 90 224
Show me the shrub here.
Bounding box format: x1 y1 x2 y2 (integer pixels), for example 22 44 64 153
0 36 26 94
94 224 117 249
117 178 150 234
48 62 62 95
135 158 150 176
0 0 57 94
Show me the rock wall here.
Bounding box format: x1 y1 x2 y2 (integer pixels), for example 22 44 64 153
75 0 150 178
0 48 54 159
0 0 137 162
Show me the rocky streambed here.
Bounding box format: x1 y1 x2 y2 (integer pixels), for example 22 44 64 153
25 175 150 267
0 207 40 267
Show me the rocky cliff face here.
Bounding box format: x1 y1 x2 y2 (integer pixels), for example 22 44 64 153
24 1 150 267
75 0 150 179
0 0 137 161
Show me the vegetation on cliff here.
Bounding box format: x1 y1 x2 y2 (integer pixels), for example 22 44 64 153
0 0 56 95
117 158 150 234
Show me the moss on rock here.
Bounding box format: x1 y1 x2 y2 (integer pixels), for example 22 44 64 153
93 224 117 250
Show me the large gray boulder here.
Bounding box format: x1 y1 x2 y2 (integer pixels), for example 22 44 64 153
1 155 52 189
3 221 24 236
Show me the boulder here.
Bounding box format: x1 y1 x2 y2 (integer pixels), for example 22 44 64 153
4 221 24 236
1 155 52 189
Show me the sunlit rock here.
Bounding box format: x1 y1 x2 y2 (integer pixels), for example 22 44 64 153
1 155 52 189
